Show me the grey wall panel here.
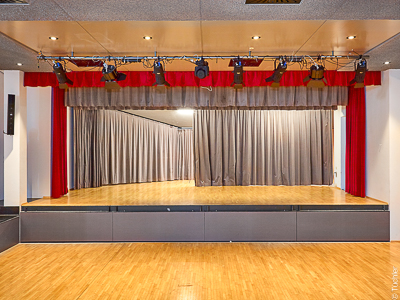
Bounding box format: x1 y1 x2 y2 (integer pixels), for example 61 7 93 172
113 212 204 242
0 217 19 252
205 212 296 242
20 212 113 242
297 211 390 242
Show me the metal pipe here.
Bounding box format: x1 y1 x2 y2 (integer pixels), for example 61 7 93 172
37 54 368 61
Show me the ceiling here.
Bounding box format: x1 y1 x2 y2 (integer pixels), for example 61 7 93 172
124 110 194 128
0 0 399 72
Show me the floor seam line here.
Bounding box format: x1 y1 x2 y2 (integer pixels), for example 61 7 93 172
75 244 124 300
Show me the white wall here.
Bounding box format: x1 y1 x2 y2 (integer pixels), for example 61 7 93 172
366 73 390 202
0 71 3 201
388 70 400 241
366 69 400 240
333 106 346 189
27 87 52 198
3 70 27 206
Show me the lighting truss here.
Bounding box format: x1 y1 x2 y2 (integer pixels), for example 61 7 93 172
40 53 369 89
38 54 366 64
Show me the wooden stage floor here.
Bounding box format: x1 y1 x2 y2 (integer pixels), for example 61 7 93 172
23 180 387 206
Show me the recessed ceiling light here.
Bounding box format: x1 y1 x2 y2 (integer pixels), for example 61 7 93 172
346 36 356 40
16 63 23 66
252 36 261 40
384 61 391 65
143 36 152 40
49 36 58 41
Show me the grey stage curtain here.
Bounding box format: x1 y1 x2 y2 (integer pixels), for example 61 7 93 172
178 129 194 180
66 86 347 110
74 109 194 189
194 110 333 187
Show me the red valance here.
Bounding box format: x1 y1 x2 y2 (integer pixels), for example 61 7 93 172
24 70 381 88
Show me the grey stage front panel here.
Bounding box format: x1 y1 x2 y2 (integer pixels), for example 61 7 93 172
297 211 390 242
205 212 296 242
0 217 19 252
113 212 204 242
20 212 113 242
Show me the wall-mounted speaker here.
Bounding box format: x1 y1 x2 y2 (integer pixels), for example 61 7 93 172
6 94 15 136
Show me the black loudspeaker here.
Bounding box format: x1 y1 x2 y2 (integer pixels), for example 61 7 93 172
6 94 15 136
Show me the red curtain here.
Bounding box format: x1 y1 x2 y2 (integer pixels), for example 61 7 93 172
51 87 68 198
345 87 366 197
24 70 382 88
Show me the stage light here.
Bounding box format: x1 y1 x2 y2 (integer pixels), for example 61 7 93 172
49 36 58 41
177 109 194 115
153 61 170 87
53 62 73 89
384 61 391 65
143 36 152 40
231 60 244 89
349 58 367 88
265 59 287 87
346 36 356 40
303 64 327 88
101 64 127 90
194 58 209 79
16 63 23 66
252 36 261 40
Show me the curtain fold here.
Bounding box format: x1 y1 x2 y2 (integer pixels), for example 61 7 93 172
178 129 195 180
345 87 366 197
65 86 348 110
51 87 68 198
194 110 333 187
74 109 194 189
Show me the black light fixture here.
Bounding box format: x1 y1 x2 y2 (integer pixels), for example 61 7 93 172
349 58 367 88
153 60 170 87
101 63 127 90
53 62 73 89
194 58 209 79
303 64 327 88
265 58 287 87
231 59 244 89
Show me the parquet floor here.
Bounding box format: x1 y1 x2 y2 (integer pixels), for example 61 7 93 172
0 242 398 299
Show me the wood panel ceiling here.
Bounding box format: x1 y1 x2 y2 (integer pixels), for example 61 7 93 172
0 0 399 72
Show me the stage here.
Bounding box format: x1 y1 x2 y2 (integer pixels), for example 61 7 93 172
22 180 386 207
19 181 390 243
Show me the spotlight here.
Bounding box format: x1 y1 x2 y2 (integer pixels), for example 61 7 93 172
101 63 127 90
53 62 73 89
265 59 287 87
303 64 327 88
194 58 209 79
349 58 367 88
153 61 170 87
231 60 244 89
346 36 356 40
